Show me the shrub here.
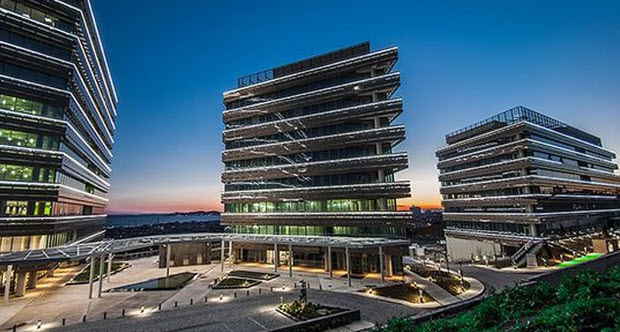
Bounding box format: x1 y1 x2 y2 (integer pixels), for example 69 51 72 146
377 266 620 332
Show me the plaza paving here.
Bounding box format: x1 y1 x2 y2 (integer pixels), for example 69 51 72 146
0 257 422 331
0 255 535 332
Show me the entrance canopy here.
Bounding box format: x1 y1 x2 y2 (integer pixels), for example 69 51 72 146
0 233 409 266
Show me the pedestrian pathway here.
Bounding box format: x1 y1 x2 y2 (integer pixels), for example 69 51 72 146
404 270 460 306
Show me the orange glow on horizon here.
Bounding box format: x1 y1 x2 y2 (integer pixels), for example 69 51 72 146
108 195 442 214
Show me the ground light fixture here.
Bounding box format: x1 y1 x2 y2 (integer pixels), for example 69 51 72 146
219 294 223 301
140 305 145 313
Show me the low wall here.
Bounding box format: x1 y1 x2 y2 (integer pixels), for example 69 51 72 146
406 250 620 326
268 309 360 332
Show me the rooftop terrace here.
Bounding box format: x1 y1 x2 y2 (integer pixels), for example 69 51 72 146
446 106 602 146
236 42 371 88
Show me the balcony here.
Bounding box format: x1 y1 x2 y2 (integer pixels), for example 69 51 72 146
222 152 409 182
223 73 401 122
222 181 411 203
223 125 405 162
223 99 402 141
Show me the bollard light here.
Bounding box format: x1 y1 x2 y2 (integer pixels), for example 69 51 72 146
219 294 223 301
280 296 283 304
37 320 42 329
140 305 145 313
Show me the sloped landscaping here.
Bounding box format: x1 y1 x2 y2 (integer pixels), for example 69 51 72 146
378 266 620 332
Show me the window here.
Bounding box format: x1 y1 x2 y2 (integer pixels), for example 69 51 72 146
0 0 67 30
0 164 32 181
0 128 59 150
4 200 28 216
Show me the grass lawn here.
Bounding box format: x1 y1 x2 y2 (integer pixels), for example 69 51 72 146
557 253 602 268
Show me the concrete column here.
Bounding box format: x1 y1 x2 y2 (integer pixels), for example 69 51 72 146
27 271 37 289
88 256 96 299
386 254 393 277
323 249 329 271
15 271 26 297
220 240 225 272
229 241 233 261
166 244 171 277
327 246 333 278
47 268 54 278
273 243 278 272
529 224 538 237
106 253 113 282
4 265 12 304
526 253 539 268
379 247 385 282
97 255 105 298
288 244 293 277
345 247 351 287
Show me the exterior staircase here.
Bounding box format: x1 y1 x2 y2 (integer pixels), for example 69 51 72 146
511 239 545 268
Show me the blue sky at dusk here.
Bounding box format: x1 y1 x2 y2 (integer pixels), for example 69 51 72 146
94 0 620 213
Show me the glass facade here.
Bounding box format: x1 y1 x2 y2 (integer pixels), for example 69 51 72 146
437 107 620 247
0 0 73 31
0 93 64 119
0 0 117 251
225 199 397 213
0 128 59 149
222 43 410 240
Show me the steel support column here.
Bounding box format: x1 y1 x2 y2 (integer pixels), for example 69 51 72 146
97 255 105 298
106 253 113 282
274 243 278 272
229 241 233 263
327 246 332 278
345 246 351 287
288 244 293 277
4 265 12 304
88 256 96 299
379 246 385 282
220 240 225 272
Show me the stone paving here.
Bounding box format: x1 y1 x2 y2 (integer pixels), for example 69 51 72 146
1 257 423 331
0 256 530 332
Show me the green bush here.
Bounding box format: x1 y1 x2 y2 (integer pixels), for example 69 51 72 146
378 266 620 332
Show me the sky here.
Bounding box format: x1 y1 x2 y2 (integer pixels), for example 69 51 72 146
94 0 620 213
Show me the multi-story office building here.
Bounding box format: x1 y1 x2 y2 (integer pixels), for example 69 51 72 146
0 0 117 253
221 42 411 273
436 106 620 265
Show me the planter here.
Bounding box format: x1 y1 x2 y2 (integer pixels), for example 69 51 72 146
272 309 361 332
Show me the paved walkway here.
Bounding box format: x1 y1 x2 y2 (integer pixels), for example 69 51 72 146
1 257 423 331
403 270 460 306
0 265 83 328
